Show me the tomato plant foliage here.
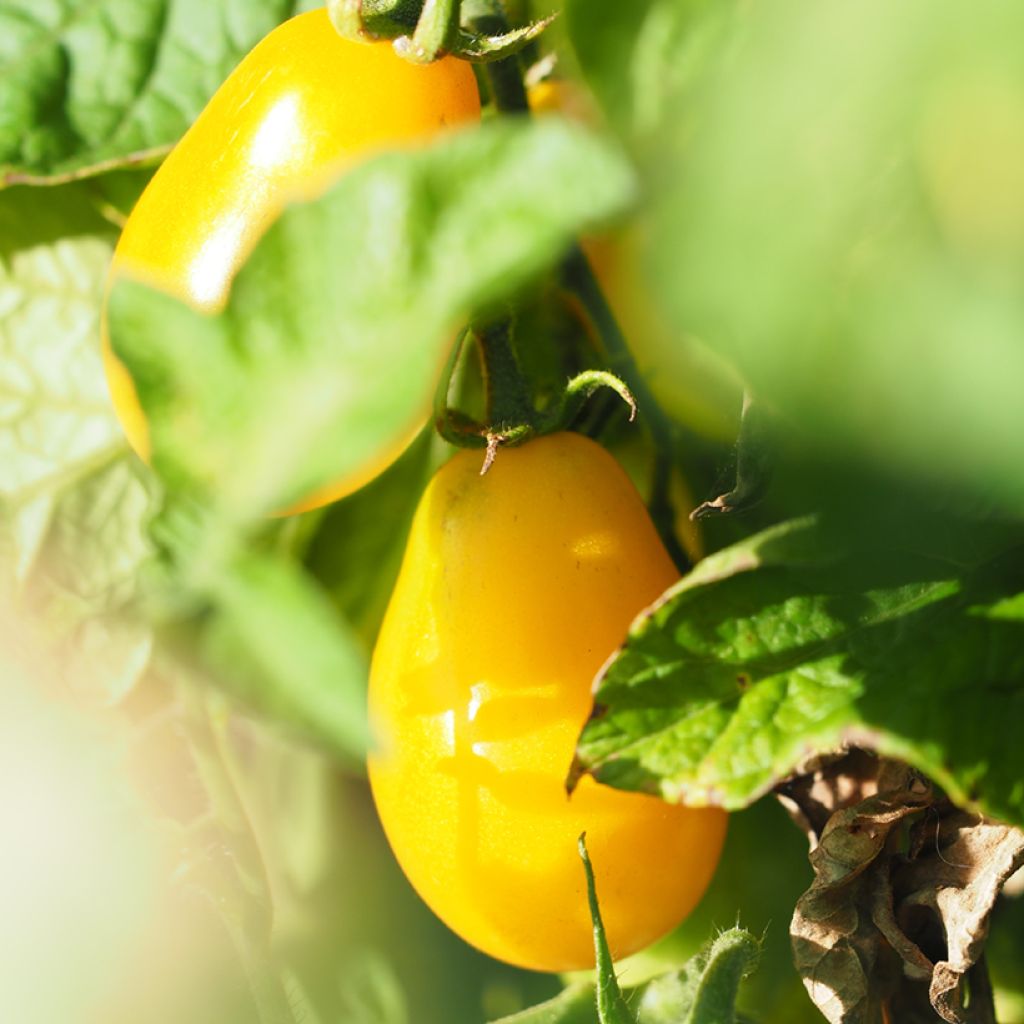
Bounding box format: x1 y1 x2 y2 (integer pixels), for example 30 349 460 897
4 0 1024 1022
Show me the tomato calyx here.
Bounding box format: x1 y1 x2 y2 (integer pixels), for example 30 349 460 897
434 320 637 475
328 0 555 65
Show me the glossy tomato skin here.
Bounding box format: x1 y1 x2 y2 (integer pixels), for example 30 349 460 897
368 432 727 972
105 9 480 513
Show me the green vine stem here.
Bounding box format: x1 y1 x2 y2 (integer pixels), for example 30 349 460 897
331 0 371 40
561 245 692 572
543 369 636 432
394 0 459 63
578 834 635 1024
475 317 537 471
433 320 538 472
478 318 535 429
434 329 484 448
464 1 530 111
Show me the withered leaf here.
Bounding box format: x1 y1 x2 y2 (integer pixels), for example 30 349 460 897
786 754 1024 1024
897 815 1024 1022
790 761 931 1023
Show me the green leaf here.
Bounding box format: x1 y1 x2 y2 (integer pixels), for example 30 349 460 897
489 985 597 1024
107 116 636 520
0 184 122 504
200 550 369 760
636 0 1024 510
652 798 817 1023
450 17 557 63
22 453 159 702
495 924 762 1024
0 182 160 700
0 0 302 184
566 0 732 141
573 518 1024 826
338 951 408 1024
636 928 760 1024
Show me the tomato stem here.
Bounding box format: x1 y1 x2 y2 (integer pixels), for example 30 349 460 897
476 316 537 433
578 834 636 1024
545 369 636 434
394 0 460 62
465 3 530 111
329 0 372 40
434 329 484 448
561 246 692 572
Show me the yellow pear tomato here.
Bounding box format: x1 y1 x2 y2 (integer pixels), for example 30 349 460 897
104 9 480 513
368 432 726 972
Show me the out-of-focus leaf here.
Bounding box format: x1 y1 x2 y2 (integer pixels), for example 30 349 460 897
338 950 409 1024
565 0 729 141
305 430 436 650
0 183 159 700
572 518 1024 827
0 185 121 504
0 632 164 1024
638 0 1024 511
0 0 302 184
200 551 369 760
25 454 159 703
689 394 773 520
108 117 636 522
989 884 1024 1023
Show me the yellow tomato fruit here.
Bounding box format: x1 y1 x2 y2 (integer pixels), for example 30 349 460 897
104 9 480 514
368 432 727 972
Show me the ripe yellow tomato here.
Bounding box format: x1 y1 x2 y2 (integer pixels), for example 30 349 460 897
104 9 480 514
368 432 726 972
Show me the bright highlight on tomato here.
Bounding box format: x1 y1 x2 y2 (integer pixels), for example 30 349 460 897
368 433 727 972
104 9 480 513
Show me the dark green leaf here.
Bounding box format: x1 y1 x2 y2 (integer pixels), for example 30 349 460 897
0 0 302 184
574 519 1024 826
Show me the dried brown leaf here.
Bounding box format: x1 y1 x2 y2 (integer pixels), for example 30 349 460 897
790 761 931 1023
784 753 1024 1024
897 815 1024 1022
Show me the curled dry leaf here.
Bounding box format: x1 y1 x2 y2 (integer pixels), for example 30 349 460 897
782 752 1024 1024
898 815 1024 1022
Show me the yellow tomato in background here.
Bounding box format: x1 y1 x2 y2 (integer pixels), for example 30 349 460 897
368 432 727 972
104 9 480 514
